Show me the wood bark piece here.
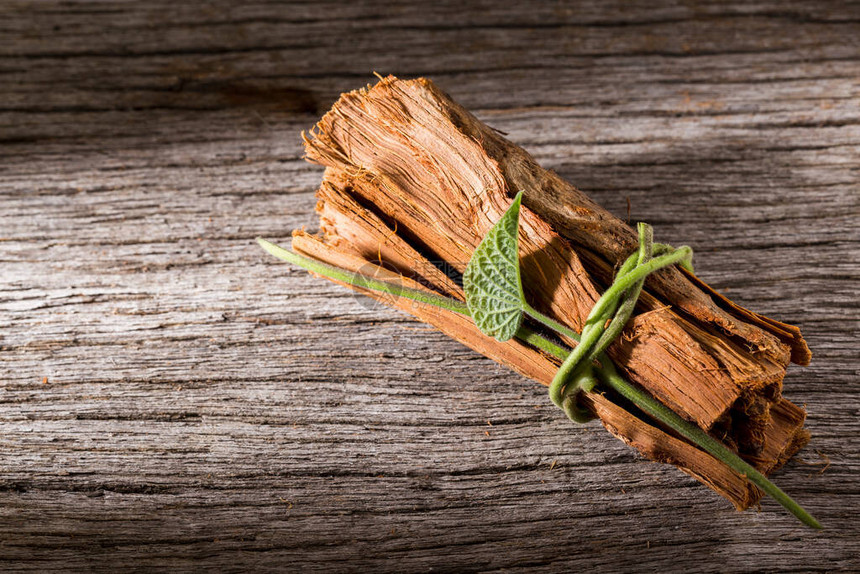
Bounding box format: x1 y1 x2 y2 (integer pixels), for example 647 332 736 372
302 76 809 456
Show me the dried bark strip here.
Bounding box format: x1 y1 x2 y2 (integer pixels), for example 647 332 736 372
303 77 807 454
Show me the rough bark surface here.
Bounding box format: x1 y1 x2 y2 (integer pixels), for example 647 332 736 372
1 1 858 572
298 120 810 509
303 76 802 453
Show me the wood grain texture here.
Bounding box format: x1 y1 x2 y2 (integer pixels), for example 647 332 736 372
1 1 858 572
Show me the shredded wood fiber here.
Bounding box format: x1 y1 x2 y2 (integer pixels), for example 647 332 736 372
292 76 811 509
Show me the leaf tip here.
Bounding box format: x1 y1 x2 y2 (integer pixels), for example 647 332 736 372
511 190 523 210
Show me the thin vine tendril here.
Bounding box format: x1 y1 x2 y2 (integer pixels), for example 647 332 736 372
541 223 692 423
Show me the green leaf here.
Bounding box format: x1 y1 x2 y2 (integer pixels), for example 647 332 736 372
463 192 526 341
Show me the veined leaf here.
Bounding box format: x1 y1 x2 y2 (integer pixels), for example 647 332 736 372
463 192 526 341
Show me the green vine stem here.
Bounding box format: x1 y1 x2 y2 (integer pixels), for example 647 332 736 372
597 359 822 529
257 239 469 315
257 237 821 529
541 225 693 419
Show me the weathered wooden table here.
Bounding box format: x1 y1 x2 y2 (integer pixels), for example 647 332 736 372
2 1 858 571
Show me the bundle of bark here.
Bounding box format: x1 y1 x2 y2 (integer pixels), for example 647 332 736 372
290 76 811 509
